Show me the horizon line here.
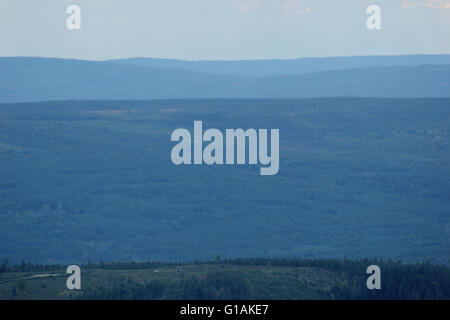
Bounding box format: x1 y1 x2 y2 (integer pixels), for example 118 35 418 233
1 53 450 63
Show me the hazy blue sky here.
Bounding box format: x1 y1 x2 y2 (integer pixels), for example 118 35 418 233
1 0 449 60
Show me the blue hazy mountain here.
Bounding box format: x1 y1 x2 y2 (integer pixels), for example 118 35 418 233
109 54 450 77
0 57 239 103
0 56 449 103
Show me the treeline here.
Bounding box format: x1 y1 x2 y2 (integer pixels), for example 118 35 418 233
230 258 450 299
0 259 179 273
2 258 449 299
0 259 65 273
80 272 252 300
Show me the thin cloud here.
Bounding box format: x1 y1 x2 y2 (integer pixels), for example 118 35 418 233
283 0 313 15
235 0 262 13
401 0 450 9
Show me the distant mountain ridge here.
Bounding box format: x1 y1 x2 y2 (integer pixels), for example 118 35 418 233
0 56 449 103
108 54 450 77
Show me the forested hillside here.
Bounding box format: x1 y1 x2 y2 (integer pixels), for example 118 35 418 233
0 98 448 265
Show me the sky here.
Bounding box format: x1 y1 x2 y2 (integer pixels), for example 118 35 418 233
0 0 449 61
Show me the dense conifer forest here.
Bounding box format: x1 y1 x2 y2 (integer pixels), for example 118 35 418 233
1 258 449 300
